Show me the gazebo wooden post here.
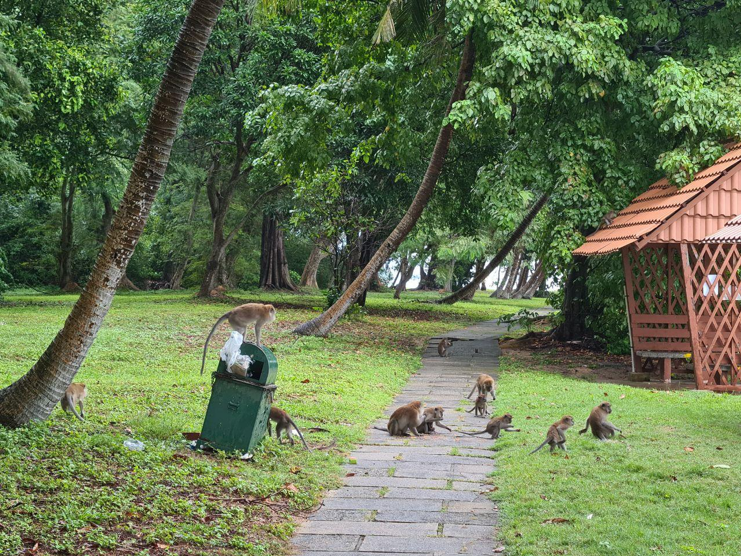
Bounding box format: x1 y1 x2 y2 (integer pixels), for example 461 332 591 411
621 248 641 373
680 243 704 390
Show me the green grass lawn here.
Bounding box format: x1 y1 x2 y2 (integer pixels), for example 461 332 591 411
493 355 741 556
0 289 543 555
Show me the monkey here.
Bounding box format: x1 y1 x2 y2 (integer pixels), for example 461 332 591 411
529 416 575 454
599 210 618 229
466 395 489 418
201 303 277 374
416 406 452 434
60 383 88 421
459 413 519 439
467 374 496 400
373 401 425 437
268 406 311 450
438 338 453 357
579 402 622 441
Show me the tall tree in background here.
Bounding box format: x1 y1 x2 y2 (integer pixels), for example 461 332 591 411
0 0 225 427
294 32 475 335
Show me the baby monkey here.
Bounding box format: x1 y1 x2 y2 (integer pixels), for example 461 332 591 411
460 413 519 439
201 303 277 374
530 416 574 454
374 401 425 437
417 406 452 434
438 338 453 357
467 374 496 401
60 383 88 421
466 395 489 417
268 406 310 450
579 402 622 441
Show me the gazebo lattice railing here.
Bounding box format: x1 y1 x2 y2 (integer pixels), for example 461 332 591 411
622 244 694 382
687 243 741 390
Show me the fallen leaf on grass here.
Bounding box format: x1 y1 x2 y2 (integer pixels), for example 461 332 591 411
586 514 593 519
494 546 505 553
671 476 678 482
283 483 299 493
155 543 169 549
710 464 730 469
684 446 695 452
620 394 626 399
290 466 301 474
716 446 723 450
345 472 356 477
301 379 310 383
542 518 570 524
540 495 548 500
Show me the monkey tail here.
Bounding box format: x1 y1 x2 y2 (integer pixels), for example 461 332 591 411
373 426 389 432
65 394 84 422
465 407 475 413
578 420 590 435
435 423 452 432
529 440 548 454
201 313 230 375
458 430 486 437
467 384 477 399
287 417 311 451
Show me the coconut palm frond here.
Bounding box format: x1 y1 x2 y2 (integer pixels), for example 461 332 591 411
372 4 397 45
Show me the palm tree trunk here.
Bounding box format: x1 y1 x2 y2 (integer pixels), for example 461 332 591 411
294 32 475 336
170 180 202 289
439 194 548 304
0 0 225 427
502 247 524 299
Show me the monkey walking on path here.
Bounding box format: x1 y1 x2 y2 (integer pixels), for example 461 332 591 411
466 395 489 417
438 338 452 357
201 303 277 374
579 402 622 440
459 413 519 439
530 416 574 454
467 374 496 400
60 383 88 421
374 401 425 436
268 407 311 451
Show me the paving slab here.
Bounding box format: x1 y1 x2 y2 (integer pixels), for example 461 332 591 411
290 319 516 555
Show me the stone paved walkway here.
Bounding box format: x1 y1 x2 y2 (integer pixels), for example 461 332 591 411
293 319 513 556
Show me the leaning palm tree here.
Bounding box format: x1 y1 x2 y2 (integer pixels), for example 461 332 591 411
294 1 473 336
0 0 226 427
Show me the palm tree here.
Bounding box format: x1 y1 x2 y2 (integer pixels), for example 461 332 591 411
0 0 226 427
438 194 548 304
294 29 475 336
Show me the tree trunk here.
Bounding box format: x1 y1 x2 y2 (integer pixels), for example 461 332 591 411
443 259 455 292
553 256 590 341
300 239 328 289
171 180 202 289
476 259 486 290
521 262 544 298
260 213 297 290
440 193 548 304
393 257 415 299
58 179 76 289
416 254 438 290
294 33 475 336
501 247 524 299
0 0 225 428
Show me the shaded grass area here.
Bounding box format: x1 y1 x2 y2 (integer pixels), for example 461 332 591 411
0 290 544 555
492 356 741 556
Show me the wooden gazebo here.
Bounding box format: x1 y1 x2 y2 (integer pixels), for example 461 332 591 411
575 143 741 391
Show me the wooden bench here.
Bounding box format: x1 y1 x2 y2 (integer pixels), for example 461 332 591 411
634 350 689 383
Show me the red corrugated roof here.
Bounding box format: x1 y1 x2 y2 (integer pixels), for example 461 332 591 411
702 204 741 243
574 143 741 256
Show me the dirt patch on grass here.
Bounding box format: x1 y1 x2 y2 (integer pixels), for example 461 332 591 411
500 333 695 390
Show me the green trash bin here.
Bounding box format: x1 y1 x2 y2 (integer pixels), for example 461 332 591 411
195 342 278 455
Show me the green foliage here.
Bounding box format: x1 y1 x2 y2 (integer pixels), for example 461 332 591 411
0 14 32 187
0 247 11 295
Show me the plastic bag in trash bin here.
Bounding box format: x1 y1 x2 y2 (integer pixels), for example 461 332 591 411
230 354 253 377
220 331 244 371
